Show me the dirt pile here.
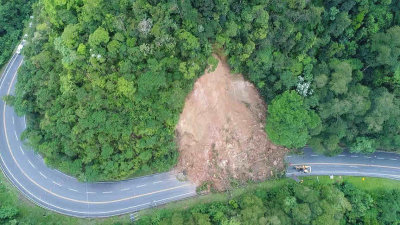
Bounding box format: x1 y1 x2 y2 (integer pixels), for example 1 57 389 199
175 56 288 191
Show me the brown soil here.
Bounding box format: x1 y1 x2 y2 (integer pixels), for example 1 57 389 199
175 56 288 191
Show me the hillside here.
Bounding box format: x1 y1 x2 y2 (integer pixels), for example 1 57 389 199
9 0 400 181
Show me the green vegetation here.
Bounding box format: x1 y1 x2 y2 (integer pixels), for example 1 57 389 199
244 0 400 155
10 0 400 180
0 0 33 67
13 0 213 181
266 90 320 149
137 176 400 225
303 176 400 191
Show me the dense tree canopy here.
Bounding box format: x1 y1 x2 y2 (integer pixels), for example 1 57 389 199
0 0 33 67
14 0 212 181
11 0 400 180
213 0 400 154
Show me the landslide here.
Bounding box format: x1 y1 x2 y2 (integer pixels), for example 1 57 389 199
175 56 288 191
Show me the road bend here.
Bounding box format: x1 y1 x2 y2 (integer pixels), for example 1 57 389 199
1 54 399 218
0 54 196 217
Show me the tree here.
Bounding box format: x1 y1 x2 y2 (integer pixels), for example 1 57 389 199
292 203 311 225
266 91 321 149
88 27 110 48
350 137 376 154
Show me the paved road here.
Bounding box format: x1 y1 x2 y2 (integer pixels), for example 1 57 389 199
286 147 400 180
0 54 196 217
1 53 399 218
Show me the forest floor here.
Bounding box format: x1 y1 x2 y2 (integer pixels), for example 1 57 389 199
175 56 288 191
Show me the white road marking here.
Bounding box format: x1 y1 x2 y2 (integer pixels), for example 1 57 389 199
168 177 176 180
53 169 75 179
349 166 358 168
389 158 397 161
86 191 96 194
311 155 318 157
365 156 372 159
102 191 112 194
12 116 14 124
0 54 17 89
350 155 358 158
120 188 130 191
68 188 78 192
287 155 292 158
19 146 24 155
153 181 162 184
23 116 26 128
14 130 18 140
39 172 47 179
377 157 384 160
136 184 146 188
27 160 35 169
153 192 195 203
52 181 61 187
338 155 345 157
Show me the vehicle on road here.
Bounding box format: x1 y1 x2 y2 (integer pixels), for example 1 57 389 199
294 165 312 173
16 40 26 54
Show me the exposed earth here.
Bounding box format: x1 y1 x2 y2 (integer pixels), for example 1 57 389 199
175 56 288 191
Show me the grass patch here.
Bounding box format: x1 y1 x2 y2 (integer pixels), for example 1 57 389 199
302 175 400 191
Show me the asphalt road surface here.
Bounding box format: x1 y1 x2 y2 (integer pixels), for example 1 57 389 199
0 54 196 217
287 147 400 180
1 53 399 218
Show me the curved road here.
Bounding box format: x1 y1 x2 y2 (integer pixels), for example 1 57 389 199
0 53 399 218
286 148 400 180
0 54 196 217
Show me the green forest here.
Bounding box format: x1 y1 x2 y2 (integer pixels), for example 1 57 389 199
137 179 400 225
10 0 400 181
0 0 33 67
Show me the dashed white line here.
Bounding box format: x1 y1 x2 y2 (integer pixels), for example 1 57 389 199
365 156 372 159
52 181 62 187
338 155 345 157
19 146 24 155
136 184 146 188
68 188 78 192
86 191 96 194
389 158 398 161
102 191 112 194
153 181 162 184
287 155 292 158
350 155 359 158
153 192 195 203
377 157 385 160
14 130 18 140
27 160 35 169
39 172 47 179
311 155 318 157
120 188 130 191
12 116 14 124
